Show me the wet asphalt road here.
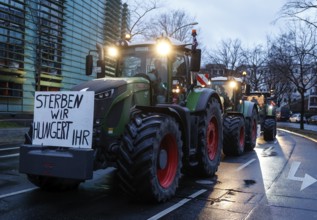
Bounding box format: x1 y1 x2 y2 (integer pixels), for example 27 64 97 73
0 129 317 220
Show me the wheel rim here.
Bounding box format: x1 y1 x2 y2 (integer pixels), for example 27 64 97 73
206 117 218 160
157 134 178 188
239 126 245 150
251 119 257 142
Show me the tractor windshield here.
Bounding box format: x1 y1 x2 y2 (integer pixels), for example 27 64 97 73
120 46 168 84
246 95 265 108
211 80 242 111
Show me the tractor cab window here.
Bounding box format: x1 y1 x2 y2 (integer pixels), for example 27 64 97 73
211 80 242 111
120 46 168 84
121 56 142 77
173 55 186 77
247 95 264 108
148 58 168 84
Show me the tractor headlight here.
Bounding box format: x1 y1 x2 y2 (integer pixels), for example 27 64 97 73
107 46 119 58
172 79 185 94
156 40 171 56
95 89 114 100
229 80 237 89
172 86 180 93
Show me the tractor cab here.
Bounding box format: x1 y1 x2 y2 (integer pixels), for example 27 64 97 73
245 91 276 123
209 76 244 112
86 36 201 105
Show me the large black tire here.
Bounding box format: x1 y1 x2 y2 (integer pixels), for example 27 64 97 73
263 118 276 141
24 125 81 191
245 108 257 151
223 115 245 156
185 97 223 177
117 114 183 202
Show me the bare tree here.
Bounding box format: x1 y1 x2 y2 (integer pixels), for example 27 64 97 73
143 9 197 43
241 45 268 91
268 22 317 129
207 38 243 76
267 63 294 107
125 0 162 40
280 0 317 29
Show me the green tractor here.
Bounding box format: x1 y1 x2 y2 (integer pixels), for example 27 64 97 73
244 91 277 141
19 32 223 202
207 76 258 156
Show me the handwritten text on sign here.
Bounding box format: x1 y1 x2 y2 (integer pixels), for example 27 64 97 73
32 91 94 148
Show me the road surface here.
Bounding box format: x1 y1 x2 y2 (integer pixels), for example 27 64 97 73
0 130 316 220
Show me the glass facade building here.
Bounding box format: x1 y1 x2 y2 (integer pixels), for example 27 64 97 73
0 0 127 113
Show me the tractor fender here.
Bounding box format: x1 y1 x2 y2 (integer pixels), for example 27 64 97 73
186 88 223 113
239 100 258 118
134 104 191 155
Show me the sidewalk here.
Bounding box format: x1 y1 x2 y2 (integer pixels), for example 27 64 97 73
0 127 29 146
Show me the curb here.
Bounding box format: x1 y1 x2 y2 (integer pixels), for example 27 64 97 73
277 128 317 143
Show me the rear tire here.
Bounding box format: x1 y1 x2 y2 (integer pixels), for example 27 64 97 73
223 115 245 156
263 118 276 141
24 125 81 191
245 108 257 151
192 97 223 177
117 114 182 202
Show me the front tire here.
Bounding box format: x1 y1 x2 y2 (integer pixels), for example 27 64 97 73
183 98 223 177
117 113 182 202
223 115 245 156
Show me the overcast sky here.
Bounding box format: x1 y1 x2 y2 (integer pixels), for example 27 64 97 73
159 0 288 49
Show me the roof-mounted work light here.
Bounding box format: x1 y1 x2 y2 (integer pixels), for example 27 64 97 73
156 38 172 56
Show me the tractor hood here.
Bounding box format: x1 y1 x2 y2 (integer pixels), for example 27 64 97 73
71 77 149 94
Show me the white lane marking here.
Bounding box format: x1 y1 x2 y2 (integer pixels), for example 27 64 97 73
147 189 207 220
0 147 19 151
287 161 317 191
0 187 37 199
195 180 214 185
0 153 19 159
236 159 256 171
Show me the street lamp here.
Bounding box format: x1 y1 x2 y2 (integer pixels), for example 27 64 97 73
169 22 198 37
242 71 247 83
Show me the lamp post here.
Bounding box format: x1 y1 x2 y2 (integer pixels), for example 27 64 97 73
242 71 247 83
169 22 198 38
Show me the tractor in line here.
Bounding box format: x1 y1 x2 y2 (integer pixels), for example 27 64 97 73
19 31 224 202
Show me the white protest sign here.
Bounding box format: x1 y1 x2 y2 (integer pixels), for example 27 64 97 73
32 91 94 148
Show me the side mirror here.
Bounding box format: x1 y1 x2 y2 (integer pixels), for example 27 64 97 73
86 55 93 76
245 84 250 95
191 49 201 72
96 60 105 77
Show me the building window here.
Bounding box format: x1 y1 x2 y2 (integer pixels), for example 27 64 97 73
0 2 25 69
38 0 64 76
0 0 25 98
0 81 22 97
